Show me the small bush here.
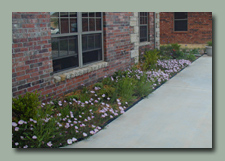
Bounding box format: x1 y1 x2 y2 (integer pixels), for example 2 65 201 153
117 76 137 102
135 73 154 98
142 49 159 70
207 41 212 46
186 54 196 62
12 91 41 121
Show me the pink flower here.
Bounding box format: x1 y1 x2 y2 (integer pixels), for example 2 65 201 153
47 141 52 147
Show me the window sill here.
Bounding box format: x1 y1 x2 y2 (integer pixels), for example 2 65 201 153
53 61 109 83
172 31 188 34
139 41 151 47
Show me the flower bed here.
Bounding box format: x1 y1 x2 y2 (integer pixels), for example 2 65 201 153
12 45 201 148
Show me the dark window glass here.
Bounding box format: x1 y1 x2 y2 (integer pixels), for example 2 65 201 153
174 12 187 19
70 18 77 32
60 12 68 17
89 12 95 17
174 12 188 31
51 12 103 72
95 34 101 48
60 18 69 33
82 18 88 31
70 12 77 17
53 56 79 72
51 38 59 58
87 35 95 49
174 20 188 31
96 12 101 17
59 38 68 57
82 33 102 65
139 12 148 42
89 18 95 31
140 26 147 42
96 18 101 30
52 36 78 72
83 50 102 65
82 12 88 17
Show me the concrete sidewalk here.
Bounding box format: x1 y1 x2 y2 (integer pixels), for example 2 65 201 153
65 55 212 148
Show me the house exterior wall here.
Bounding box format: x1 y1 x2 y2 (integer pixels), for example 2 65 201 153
160 12 212 45
12 12 156 101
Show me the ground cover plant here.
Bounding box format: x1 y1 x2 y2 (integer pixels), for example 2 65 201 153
12 44 198 148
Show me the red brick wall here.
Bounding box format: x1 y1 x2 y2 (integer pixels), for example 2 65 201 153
104 12 135 73
12 12 139 101
160 12 212 44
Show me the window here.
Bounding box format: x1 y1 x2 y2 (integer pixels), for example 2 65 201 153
174 12 188 31
139 12 148 42
50 12 103 72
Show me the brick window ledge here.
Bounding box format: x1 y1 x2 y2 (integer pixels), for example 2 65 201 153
53 61 109 83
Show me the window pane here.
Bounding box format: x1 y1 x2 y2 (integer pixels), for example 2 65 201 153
88 35 95 49
96 12 101 17
174 12 187 19
53 56 79 72
95 33 101 48
61 18 69 33
175 20 187 31
59 38 68 57
70 18 77 32
82 12 88 17
89 12 95 17
51 38 59 58
82 35 88 51
68 37 78 56
70 12 77 17
82 18 88 31
89 18 95 31
50 18 60 35
83 50 102 65
140 12 145 16
60 12 68 17
96 18 101 30
140 26 147 42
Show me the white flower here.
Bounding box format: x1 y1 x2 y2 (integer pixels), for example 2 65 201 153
83 132 87 137
15 142 19 146
32 135 37 139
15 127 19 131
47 141 52 147
67 139 73 145
72 137 77 142
18 120 24 125
12 122 17 127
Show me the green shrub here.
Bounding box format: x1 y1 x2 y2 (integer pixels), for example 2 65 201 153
186 54 196 62
117 76 137 102
12 91 41 121
135 73 154 98
173 50 185 59
189 48 199 55
97 85 116 100
171 43 181 51
207 41 212 46
142 49 159 70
